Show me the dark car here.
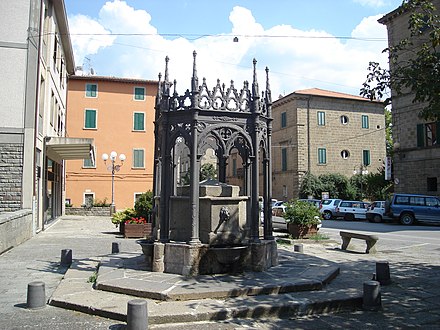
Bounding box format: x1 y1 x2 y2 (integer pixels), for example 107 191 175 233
387 193 440 225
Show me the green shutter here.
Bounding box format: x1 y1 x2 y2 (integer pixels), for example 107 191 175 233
363 150 371 166
135 87 145 100
134 113 145 130
85 110 96 128
86 84 97 97
318 148 326 164
281 112 287 128
417 124 425 147
281 148 287 171
133 149 144 168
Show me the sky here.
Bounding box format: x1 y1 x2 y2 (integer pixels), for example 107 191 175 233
64 0 404 98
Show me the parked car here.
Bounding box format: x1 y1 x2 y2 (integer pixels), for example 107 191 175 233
366 201 392 223
298 198 321 208
319 199 342 220
386 193 440 225
271 205 288 231
335 200 370 221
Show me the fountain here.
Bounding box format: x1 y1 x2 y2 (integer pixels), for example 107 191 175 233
138 52 277 276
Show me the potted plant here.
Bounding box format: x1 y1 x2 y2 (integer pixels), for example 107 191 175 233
123 216 153 239
283 200 322 239
111 208 136 234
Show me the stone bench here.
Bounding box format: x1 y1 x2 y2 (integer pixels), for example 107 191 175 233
340 231 379 254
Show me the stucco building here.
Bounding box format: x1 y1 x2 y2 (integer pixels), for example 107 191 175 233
65 76 157 210
271 88 386 201
0 0 93 251
379 0 440 196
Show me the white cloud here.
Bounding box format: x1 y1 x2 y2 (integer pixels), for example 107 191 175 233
353 0 387 7
68 14 115 67
68 2 389 98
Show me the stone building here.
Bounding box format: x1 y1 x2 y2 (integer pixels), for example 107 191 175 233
271 88 386 201
0 0 93 252
65 76 157 210
379 0 440 196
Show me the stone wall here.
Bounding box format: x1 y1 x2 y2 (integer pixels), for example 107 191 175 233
0 143 23 212
65 207 111 216
0 209 33 254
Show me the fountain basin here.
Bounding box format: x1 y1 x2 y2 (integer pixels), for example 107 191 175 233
209 244 248 264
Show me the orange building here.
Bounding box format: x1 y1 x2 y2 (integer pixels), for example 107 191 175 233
65 75 158 210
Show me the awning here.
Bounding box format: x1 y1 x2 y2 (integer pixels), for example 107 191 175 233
46 137 95 164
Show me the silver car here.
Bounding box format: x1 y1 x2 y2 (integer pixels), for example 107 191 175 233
319 199 342 220
335 200 370 221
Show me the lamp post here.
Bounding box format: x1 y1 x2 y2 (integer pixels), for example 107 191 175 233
102 151 126 215
353 164 368 200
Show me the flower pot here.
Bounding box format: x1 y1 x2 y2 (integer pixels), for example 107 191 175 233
287 223 319 239
124 223 152 239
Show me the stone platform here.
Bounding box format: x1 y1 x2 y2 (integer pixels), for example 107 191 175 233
49 248 363 325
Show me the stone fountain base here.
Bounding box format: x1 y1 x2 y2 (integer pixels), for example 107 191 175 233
137 239 278 276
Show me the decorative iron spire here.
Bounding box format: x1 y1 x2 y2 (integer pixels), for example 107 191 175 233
265 66 272 104
252 58 259 98
191 50 199 92
163 56 171 97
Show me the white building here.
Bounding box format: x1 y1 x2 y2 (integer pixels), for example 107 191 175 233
0 0 93 252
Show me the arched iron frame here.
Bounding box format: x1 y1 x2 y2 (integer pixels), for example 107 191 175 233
153 51 273 244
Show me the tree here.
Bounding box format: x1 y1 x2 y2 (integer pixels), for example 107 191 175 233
361 0 440 121
200 163 217 181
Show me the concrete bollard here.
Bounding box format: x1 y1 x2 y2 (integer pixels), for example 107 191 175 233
112 242 121 254
27 281 46 309
363 280 381 311
294 243 304 253
127 299 148 330
61 249 72 266
376 261 391 285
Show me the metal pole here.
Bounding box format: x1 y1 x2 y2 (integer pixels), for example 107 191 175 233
111 160 115 215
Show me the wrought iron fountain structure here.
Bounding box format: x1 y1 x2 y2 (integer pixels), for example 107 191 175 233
140 51 277 276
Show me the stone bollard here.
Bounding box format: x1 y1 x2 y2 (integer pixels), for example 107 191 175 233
112 242 121 254
376 261 391 285
27 281 46 309
61 249 72 266
127 299 148 330
363 280 381 311
294 243 304 253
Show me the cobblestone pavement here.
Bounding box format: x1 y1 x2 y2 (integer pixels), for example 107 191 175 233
1 216 440 329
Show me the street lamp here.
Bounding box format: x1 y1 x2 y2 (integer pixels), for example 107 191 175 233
353 164 368 200
102 151 126 215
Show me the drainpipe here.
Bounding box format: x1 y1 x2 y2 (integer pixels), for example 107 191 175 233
307 96 311 173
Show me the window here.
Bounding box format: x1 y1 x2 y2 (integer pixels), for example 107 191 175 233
134 87 145 100
318 148 327 164
427 177 438 192
133 112 145 131
362 115 369 129
362 150 371 166
281 112 287 128
281 147 287 171
417 122 439 147
340 115 349 125
84 109 97 129
317 111 325 126
134 193 143 203
83 158 95 168
341 150 350 159
283 185 287 198
86 83 97 97
133 149 145 168
426 196 439 206
232 158 237 176
84 193 94 208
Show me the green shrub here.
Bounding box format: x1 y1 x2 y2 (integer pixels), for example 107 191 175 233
111 208 136 226
283 200 321 226
134 191 154 221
